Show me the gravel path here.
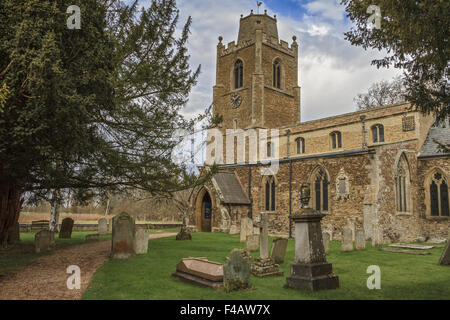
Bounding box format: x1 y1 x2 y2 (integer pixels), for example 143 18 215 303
0 232 177 300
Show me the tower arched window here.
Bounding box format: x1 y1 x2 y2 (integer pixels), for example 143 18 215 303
273 59 281 89
371 124 385 143
296 137 305 154
264 176 276 211
234 60 243 89
428 171 449 217
266 141 274 157
330 131 342 149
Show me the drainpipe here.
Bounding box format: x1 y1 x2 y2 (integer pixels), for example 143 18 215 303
289 159 293 238
248 165 253 219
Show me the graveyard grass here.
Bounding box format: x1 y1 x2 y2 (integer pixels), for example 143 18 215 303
83 232 450 300
0 232 111 278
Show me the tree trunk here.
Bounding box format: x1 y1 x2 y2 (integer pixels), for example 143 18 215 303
0 182 23 246
48 189 61 232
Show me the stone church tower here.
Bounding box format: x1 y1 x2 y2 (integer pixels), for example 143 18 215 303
213 12 301 130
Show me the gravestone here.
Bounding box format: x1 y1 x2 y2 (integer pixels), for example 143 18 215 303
173 257 224 288
371 222 383 247
59 218 74 239
438 242 450 266
240 217 253 243
342 227 354 251
251 212 283 277
246 234 259 251
223 249 251 292
7 222 20 244
98 218 108 235
286 183 339 291
85 233 100 241
110 212 136 259
322 232 330 254
135 229 149 254
270 238 288 264
355 229 366 250
229 225 239 235
35 230 55 253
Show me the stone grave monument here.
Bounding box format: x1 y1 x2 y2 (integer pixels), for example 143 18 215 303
110 212 136 259
35 230 55 253
286 183 339 291
342 226 354 251
173 257 224 288
438 241 450 266
240 217 253 243
250 212 283 277
135 228 149 254
59 218 74 239
270 237 288 264
355 229 366 250
223 249 251 292
98 218 108 235
246 234 259 251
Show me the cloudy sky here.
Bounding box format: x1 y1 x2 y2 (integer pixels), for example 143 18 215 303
138 0 401 121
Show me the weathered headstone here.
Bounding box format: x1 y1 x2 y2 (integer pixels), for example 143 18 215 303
438 242 450 266
251 212 283 277
286 184 339 291
223 249 251 292
173 258 224 288
98 218 108 235
134 229 149 254
371 222 383 247
35 230 55 253
270 238 288 264
110 212 136 259
342 226 354 251
240 217 253 243
59 218 74 239
322 232 330 254
246 234 259 251
355 229 366 250
229 225 239 235
85 233 100 241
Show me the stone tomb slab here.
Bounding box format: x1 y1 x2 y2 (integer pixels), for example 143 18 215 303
438 242 450 266
173 257 223 288
383 248 431 255
389 243 434 250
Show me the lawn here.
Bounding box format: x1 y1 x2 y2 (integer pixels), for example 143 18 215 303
83 232 450 300
0 232 111 278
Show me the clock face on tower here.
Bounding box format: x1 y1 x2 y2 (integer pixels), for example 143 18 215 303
230 93 242 108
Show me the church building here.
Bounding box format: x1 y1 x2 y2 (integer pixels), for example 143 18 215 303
188 11 450 242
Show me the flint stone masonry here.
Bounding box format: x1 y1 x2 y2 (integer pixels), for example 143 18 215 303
35 230 55 253
322 232 330 254
223 249 251 292
173 257 224 288
59 218 74 239
110 212 136 259
355 229 366 250
342 227 354 252
134 229 149 254
98 218 108 235
246 234 259 251
270 238 288 264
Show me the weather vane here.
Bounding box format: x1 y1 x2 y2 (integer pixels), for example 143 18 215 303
256 1 263 14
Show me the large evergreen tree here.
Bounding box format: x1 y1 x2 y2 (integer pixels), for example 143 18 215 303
342 0 449 121
0 0 209 244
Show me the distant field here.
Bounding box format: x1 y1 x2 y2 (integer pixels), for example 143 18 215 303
19 212 180 225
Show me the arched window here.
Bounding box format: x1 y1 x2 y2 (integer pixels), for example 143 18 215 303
371 124 385 143
267 141 274 158
428 171 449 217
273 59 281 89
395 154 411 213
264 176 276 211
296 137 305 154
330 131 342 149
312 168 329 212
234 60 243 89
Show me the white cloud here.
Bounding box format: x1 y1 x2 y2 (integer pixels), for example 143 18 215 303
145 0 403 122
